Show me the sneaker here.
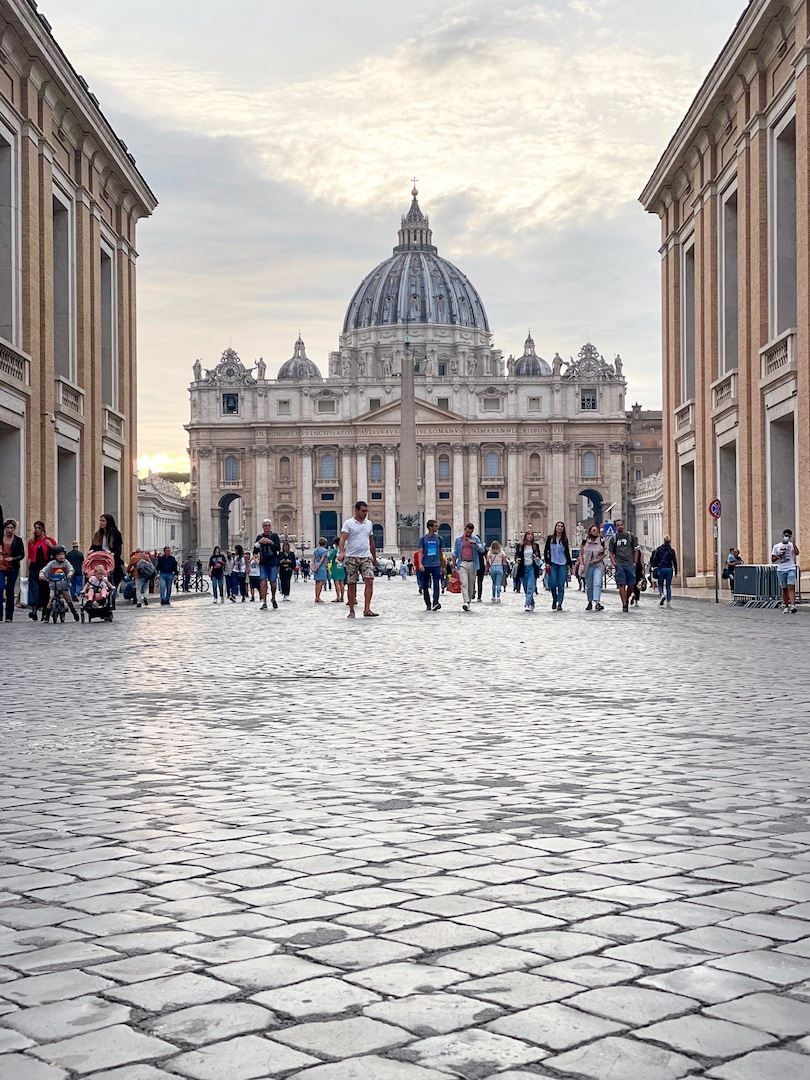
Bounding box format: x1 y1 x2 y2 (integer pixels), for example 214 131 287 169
433 603 441 611
551 601 557 611
623 604 629 613
272 598 278 609
72 611 79 622
425 604 432 611
462 603 469 612
28 610 37 621
557 605 563 612
782 604 790 613
260 602 268 610
595 603 604 612
143 598 148 606
212 599 217 604
138 602 143 608
666 601 672 608
660 597 665 606
586 602 592 611
791 606 798 613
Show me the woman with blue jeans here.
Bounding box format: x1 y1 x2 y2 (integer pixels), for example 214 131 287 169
487 541 506 602
209 546 226 603
650 537 678 607
515 530 542 612
577 525 606 612
543 521 573 612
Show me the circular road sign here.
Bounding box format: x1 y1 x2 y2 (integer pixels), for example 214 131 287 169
709 499 722 519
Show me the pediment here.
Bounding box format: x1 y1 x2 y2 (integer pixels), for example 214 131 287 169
357 397 464 424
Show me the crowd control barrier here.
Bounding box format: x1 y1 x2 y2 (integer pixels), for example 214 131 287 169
731 564 793 608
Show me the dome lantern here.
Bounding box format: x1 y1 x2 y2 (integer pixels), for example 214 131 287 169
277 334 323 381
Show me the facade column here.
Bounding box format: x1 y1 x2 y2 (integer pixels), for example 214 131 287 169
197 448 213 554
452 444 465 539
342 448 354 521
467 447 479 533
506 443 519 545
253 447 268 531
424 446 436 522
608 442 625 518
356 448 368 504
551 442 566 526
384 446 397 553
300 447 314 544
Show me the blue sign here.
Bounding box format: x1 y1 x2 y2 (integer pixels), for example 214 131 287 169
603 522 617 537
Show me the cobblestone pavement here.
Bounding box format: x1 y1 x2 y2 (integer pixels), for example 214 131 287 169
2 579 810 1080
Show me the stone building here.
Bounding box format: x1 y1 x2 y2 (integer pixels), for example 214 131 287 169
187 190 645 557
641 0 809 583
632 471 665 560
0 1 156 547
626 403 663 537
137 475 188 554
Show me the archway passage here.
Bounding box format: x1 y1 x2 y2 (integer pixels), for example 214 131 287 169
372 523 384 552
438 523 451 551
318 510 338 544
218 493 241 551
483 508 502 547
578 488 604 526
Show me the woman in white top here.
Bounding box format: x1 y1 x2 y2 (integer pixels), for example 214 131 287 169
248 553 261 601
577 525 606 612
487 541 506 603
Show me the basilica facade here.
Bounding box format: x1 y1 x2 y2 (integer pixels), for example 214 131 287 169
187 190 637 557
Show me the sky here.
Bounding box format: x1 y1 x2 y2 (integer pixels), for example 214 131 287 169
45 0 748 475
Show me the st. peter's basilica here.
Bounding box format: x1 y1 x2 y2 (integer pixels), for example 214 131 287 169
187 188 650 556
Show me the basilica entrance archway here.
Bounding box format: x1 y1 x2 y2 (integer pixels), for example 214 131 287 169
218 493 241 550
578 488 604 526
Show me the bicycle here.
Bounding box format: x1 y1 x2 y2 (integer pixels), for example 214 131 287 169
188 572 210 594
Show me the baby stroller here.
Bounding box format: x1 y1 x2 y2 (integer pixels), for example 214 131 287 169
81 550 115 623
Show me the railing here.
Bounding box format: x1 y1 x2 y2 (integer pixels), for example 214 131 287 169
711 370 738 411
480 476 505 486
0 338 31 387
674 400 694 432
55 376 84 417
760 328 797 382
103 407 124 439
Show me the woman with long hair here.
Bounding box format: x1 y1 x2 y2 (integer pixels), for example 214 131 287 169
278 541 296 601
312 536 329 602
91 513 124 585
544 520 573 612
208 545 226 603
487 540 506 603
514 529 542 613
27 520 56 621
577 523 606 612
0 518 25 622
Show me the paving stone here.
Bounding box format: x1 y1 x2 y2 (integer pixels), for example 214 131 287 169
29 1025 176 1075
0 1027 34 1051
456 971 581 1008
719 913 810 941
0 1055 68 1080
364 992 502 1035
146 1001 275 1045
303 938 421 969
666 926 772 953
103 972 238 1010
603 940 714 970
396 1027 546 1076
211 954 336 989
705 1049 810 1080
455 908 561 935
346 962 468 996
567 985 697 1025
488 1000 625 1049
707 949 810 985
434 945 540 976
704 990 810 1036
83 1068 177 1080
1 970 117 1006
252 976 382 1018
90 930 202 953
499 929 610 960
636 1014 775 1057
2 941 119 973
3 994 130 1041
573 914 678 941
91 951 200 983
173 936 278 964
274 1015 411 1058
167 1034 317 1079
288 1057 452 1079
545 1034 697 1079
535 954 644 987
386 920 497 951
639 965 772 1003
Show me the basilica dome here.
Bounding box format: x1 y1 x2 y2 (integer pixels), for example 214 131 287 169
342 188 490 334
277 335 322 381
514 333 551 377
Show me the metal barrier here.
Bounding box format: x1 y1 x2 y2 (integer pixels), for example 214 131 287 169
731 564 790 608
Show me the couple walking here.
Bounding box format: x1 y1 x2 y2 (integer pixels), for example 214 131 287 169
515 522 576 612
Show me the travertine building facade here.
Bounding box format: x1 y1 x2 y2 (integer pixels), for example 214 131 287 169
0 1 156 546
641 0 808 583
188 191 646 557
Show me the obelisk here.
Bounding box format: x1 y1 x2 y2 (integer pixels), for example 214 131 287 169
397 328 420 552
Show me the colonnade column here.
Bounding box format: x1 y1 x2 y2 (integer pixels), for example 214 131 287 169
384 445 397 553
299 447 314 545
423 447 436 522
342 448 354 521
506 443 519 546
197 448 213 553
608 442 625 518
356 448 368 504
452 444 465 539
253 447 268 531
467 448 480 533
551 442 566 527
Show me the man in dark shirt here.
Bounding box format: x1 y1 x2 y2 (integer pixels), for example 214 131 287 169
156 546 178 605
66 541 84 601
255 518 281 610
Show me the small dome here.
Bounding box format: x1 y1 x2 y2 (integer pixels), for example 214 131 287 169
514 332 551 377
277 335 322 381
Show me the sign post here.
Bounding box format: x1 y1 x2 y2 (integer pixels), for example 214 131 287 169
709 499 722 604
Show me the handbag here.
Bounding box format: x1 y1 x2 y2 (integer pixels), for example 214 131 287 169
721 567 730 580
446 570 462 594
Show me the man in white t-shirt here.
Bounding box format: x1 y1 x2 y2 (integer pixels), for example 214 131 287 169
771 527 800 614
337 501 379 618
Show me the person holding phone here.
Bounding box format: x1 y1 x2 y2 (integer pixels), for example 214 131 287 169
772 528 799 614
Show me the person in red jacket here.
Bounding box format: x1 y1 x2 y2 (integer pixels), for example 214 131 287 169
27 520 56 621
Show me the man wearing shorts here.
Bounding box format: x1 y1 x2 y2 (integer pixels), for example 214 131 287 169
337 501 379 619
772 527 799 614
255 519 281 610
609 517 638 613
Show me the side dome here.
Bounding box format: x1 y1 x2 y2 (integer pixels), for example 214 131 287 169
514 332 551 376
343 187 490 333
277 335 322 381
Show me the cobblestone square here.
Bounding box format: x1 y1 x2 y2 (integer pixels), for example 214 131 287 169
2 582 810 1078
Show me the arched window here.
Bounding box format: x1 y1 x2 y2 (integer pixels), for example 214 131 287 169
370 455 383 484
438 523 451 548
529 453 541 478
372 523 384 550
437 454 451 481
582 451 597 478
224 455 238 483
484 451 500 478
279 456 291 483
320 453 336 480
191 466 197 484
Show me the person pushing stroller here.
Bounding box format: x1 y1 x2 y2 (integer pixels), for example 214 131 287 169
81 550 116 622
39 545 80 622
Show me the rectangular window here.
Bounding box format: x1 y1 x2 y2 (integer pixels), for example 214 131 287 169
486 490 499 500
52 193 72 380
321 492 335 501
317 399 336 414
438 362 447 377
634 455 642 463
720 187 738 372
370 491 382 500
438 491 450 500
481 397 501 412
100 245 115 407
170 525 176 540
643 520 649 535
369 398 381 412
528 396 541 412
0 126 15 343
773 112 797 334
682 240 696 400
277 399 291 415
580 388 598 411
437 397 450 411
222 393 239 414
634 468 642 482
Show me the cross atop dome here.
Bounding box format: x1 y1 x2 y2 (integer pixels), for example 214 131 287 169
396 182 436 254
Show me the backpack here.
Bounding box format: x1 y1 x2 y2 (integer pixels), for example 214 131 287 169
137 558 157 579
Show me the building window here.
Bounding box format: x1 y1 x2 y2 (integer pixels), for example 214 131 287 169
529 452 542 478
682 240 696 400
321 492 334 501
481 397 501 412
170 525 176 541
320 453 336 480
0 124 15 343
581 388 598 411
484 451 500 478
437 454 451 480
277 399 291 415
222 393 239 414
439 491 450 500
581 451 597 478
634 454 642 463
317 398 336 414
279 455 291 483
486 490 499 500
52 191 73 380
369 455 383 483
528 396 541 412
643 519 649 535
634 468 642 482
224 455 239 483
100 245 116 408
371 491 382 500
773 112 798 335
720 186 738 373
437 397 450 411
438 361 447 377
369 398 381 412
